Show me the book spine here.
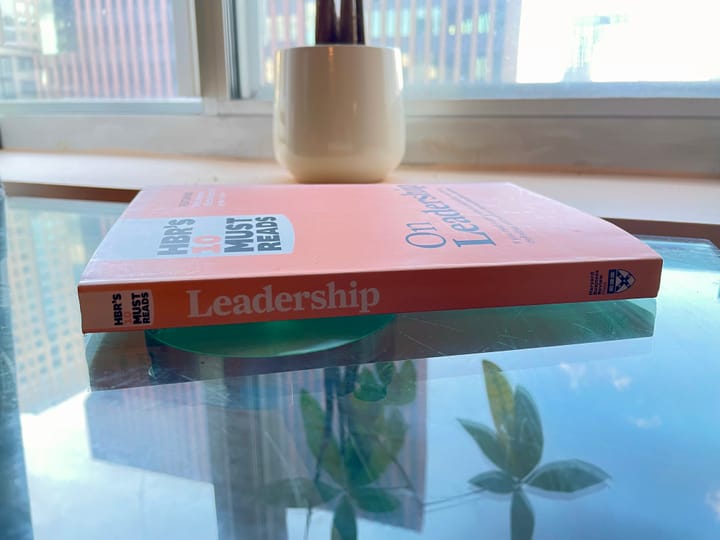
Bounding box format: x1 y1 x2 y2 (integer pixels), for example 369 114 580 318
78 258 662 333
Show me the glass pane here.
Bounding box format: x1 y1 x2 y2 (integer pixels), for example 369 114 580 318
0 0 193 100
5 195 720 539
255 0 720 98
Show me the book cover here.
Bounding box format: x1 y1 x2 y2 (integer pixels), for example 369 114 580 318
78 183 663 333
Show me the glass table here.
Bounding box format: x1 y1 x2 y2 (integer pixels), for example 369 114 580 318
2 194 719 540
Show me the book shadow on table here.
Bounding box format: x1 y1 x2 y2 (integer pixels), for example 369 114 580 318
86 298 656 392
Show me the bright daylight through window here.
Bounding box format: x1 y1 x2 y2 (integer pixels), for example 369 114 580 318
0 0 719 101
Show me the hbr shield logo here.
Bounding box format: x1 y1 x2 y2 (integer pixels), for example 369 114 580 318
607 269 635 294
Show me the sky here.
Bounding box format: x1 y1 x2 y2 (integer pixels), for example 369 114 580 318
516 0 720 83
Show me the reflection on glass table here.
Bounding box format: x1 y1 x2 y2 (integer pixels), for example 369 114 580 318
2 196 720 540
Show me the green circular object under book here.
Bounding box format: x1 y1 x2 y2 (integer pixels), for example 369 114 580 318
146 314 395 358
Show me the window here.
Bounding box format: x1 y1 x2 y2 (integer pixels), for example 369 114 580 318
2 0 718 101
19 79 34 96
17 56 33 71
0 1 719 177
241 0 720 99
0 56 11 75
1 78 16 98
2 14 17 42
0 0 197 99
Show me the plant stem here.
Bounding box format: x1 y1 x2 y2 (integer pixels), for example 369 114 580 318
313 369 338 486
343 365 358 395
424 489 484 508
356 0 365 44
338 0 358 44
315 0 338 44
303 506 313 540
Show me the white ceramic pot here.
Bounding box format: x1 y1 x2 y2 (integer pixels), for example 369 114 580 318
273 45 405 183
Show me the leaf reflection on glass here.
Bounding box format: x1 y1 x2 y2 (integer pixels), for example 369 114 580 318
511 491 534 540
386 360 417 405
258 478 340 508
469 470 514 494
459 360 610 540
526 459 610 494
301 390 346 486
457 419 508 472
510 386 543 479
354 367 387 402
349 408 407 496
259 361 418 539
350 486 401 513
332 495 357 540
375 362 395 387
483 360 515 449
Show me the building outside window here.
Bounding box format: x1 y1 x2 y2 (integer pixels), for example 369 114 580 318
0 1 718 175
0 1 717 101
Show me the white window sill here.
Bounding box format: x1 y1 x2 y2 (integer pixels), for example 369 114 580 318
3 97 720 178
1 150 718 245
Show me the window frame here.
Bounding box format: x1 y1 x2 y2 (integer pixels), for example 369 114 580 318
0 0 719 178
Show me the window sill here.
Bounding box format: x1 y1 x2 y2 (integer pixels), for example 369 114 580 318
3 101 720 177
1 150 718 246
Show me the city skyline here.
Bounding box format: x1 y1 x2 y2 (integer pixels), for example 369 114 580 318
1 1 718 99
258 0 523 86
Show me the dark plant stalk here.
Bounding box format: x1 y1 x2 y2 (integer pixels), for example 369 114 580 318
343 365 358 395
304 370 341 540
316 0 365 45
338 0 358 44
356 0 365 44
424 490 484 508
315 0 338 44
313 369 338 485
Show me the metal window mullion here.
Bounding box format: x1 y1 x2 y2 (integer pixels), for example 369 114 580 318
194 0 240 101
223 0 242 99
234 0 264 99
172 0 202 97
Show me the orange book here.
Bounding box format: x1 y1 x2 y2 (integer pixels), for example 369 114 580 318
78 183 663 333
